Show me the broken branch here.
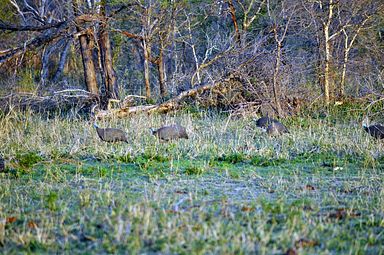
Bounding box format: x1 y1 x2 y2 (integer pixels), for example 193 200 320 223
95 76 233 119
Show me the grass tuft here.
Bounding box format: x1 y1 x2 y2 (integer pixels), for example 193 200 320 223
15 151 44 168
217 152 246 164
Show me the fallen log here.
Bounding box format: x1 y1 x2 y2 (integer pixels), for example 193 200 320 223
95 77 232 119
0 90 98 115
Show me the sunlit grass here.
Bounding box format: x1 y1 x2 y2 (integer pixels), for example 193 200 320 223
0 109 383 254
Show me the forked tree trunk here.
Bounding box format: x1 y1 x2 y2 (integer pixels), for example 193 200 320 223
99 0 118 99
339 16 370 98
72 0 98 95
186 14 200 86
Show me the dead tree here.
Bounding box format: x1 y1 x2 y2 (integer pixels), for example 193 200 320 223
98 0 118 99
72 0 99 95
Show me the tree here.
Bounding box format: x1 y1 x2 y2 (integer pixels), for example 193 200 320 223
115 0 183 100
267 0 295 117
72 0 99 95
0 0 120 101
335 0 382 97
98 0 118 99
302 0 383 103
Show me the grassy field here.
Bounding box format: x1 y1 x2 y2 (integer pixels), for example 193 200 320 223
0 107 383 254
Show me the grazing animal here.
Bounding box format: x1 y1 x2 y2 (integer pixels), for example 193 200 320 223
255 116 279 129
150 125 189 141
362 117 384 139
94 122 129 143
91 104 129 143
266 121 289 136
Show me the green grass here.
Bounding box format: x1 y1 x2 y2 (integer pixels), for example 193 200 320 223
0 109 383 254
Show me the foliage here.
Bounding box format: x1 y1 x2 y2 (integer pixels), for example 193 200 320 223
216 152 246 164
14 151 44 168
0 0 17 22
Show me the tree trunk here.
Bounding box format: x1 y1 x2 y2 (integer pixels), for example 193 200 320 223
321 0 335 105
340 47 349 98
99 0 118 99
53 39 72 83
72 0 98 95
143 38 151 99
186 14 200 86
273 40 283 117
40 44 54 88
323 24 331 105
339 16 370 98
158 47 167 98
78 31 98 94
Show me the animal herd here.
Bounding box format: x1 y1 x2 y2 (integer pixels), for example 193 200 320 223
91 107 384 143
0 110 383 172
91 105 190 143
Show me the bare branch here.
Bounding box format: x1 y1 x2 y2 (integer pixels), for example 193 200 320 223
0 20 66 31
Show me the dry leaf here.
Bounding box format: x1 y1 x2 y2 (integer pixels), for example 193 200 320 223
6 217 17 224
27 220 38 229
295 238 318 248
241 206 255 212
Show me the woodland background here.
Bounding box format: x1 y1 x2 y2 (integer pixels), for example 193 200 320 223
0 0 383 115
